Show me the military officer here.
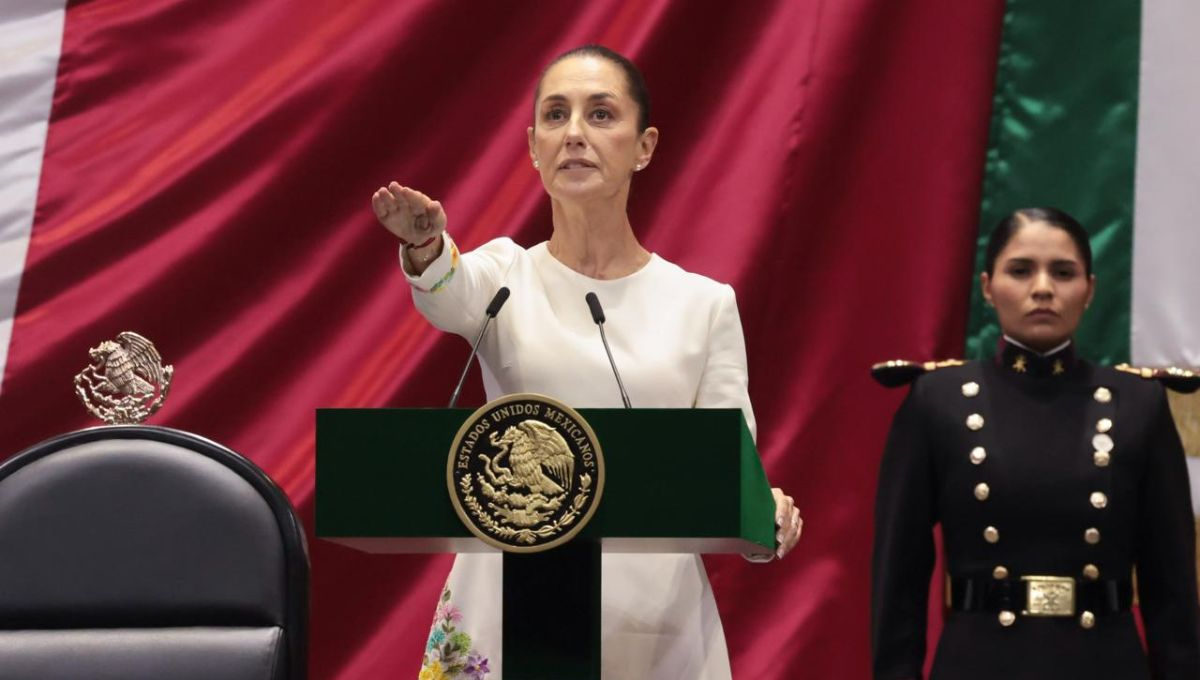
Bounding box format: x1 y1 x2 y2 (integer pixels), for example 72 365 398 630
871 208 1200 679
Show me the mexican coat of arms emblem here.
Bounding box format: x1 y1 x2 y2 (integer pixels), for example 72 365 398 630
74 331 173 424
448 393 605 552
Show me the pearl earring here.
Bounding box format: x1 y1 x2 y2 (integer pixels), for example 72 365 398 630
533 159 540 169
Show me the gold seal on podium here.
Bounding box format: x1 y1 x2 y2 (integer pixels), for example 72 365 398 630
448 393 604 552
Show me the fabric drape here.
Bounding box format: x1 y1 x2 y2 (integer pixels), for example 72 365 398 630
0 1 1005 677
964 0 1141 364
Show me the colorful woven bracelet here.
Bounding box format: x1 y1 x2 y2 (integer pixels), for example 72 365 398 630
410 242 459 294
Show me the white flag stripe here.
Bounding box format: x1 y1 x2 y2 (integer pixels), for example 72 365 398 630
1132 0 1200 367
0 1 66 397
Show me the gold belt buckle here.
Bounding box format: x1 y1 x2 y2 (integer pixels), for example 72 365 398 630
1021 575 1075 617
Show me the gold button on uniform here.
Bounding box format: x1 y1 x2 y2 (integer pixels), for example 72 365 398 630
967 413 985 431
993 565 1009 580
1090 491 1108 509
974 483 990 501
1080 611 1096 629
1093 433 1114 453
962 381 980 397
1094 450 1111 467
1096 418 1113 433
1094 387 1112 403
984 526 1000 543
1085 528 1101 544
970 446 987 465
999 610 1016 627
1083 564 1100 580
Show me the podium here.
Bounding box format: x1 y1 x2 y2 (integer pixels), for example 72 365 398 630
316 407 775 679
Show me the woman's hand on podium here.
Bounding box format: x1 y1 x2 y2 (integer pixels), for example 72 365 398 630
772 488 802 559
371 182 447 273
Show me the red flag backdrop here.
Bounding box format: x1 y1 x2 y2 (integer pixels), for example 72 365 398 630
0 1 1004 677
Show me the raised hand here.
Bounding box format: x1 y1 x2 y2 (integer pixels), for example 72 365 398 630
371 182 447 245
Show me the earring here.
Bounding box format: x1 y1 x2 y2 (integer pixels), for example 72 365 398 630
634 163 644 171
533 159 540 169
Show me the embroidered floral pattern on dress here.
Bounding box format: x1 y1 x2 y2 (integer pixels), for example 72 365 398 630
419 586 491 679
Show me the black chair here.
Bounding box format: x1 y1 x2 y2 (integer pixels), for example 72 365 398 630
0 425 308 680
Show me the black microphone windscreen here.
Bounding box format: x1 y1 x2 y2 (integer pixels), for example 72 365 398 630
585 292 605 324
486 287 510 317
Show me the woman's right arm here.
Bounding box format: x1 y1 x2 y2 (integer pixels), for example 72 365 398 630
871 385 937 680
372 183 517 338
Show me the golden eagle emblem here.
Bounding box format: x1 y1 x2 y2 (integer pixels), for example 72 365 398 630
74 331 173 424
448 394 604 552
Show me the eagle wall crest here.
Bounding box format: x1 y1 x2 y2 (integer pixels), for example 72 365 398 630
74 331 173 424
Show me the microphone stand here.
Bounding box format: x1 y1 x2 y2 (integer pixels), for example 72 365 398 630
585 292 631 408
448 287 510 408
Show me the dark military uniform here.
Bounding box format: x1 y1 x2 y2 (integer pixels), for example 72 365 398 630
871 341 1200 680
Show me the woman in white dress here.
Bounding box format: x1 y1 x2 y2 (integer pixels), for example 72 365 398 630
371 45 802 680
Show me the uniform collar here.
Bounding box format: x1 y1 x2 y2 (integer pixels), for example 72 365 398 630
996 336 1077 378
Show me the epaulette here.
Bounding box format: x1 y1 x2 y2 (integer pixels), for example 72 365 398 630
1114 364 1200 394
871 359 965 388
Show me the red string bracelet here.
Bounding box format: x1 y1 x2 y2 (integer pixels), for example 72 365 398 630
399 235 438 249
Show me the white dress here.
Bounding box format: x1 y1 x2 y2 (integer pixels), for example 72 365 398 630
405 233 756 680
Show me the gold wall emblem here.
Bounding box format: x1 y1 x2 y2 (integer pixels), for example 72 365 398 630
74 331 173 424
447 393 605 552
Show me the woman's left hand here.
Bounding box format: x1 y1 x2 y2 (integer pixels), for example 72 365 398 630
772 488 802 559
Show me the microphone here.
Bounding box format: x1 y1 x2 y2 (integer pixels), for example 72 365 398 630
448 287 510 408
585 292 631 408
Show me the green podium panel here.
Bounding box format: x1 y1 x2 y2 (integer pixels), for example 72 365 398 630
316 407 774 679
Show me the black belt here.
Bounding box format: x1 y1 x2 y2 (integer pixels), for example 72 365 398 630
949 575 1132 616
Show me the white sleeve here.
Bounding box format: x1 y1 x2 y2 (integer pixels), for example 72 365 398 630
694 284 757 441
401 233 521 339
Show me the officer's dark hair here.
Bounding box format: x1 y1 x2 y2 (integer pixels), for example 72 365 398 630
984 207 1093 276
533 44 652 133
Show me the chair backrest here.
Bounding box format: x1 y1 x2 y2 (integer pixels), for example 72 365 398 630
0 425 308 680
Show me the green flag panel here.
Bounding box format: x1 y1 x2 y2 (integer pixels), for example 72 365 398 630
967 0 1140 364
